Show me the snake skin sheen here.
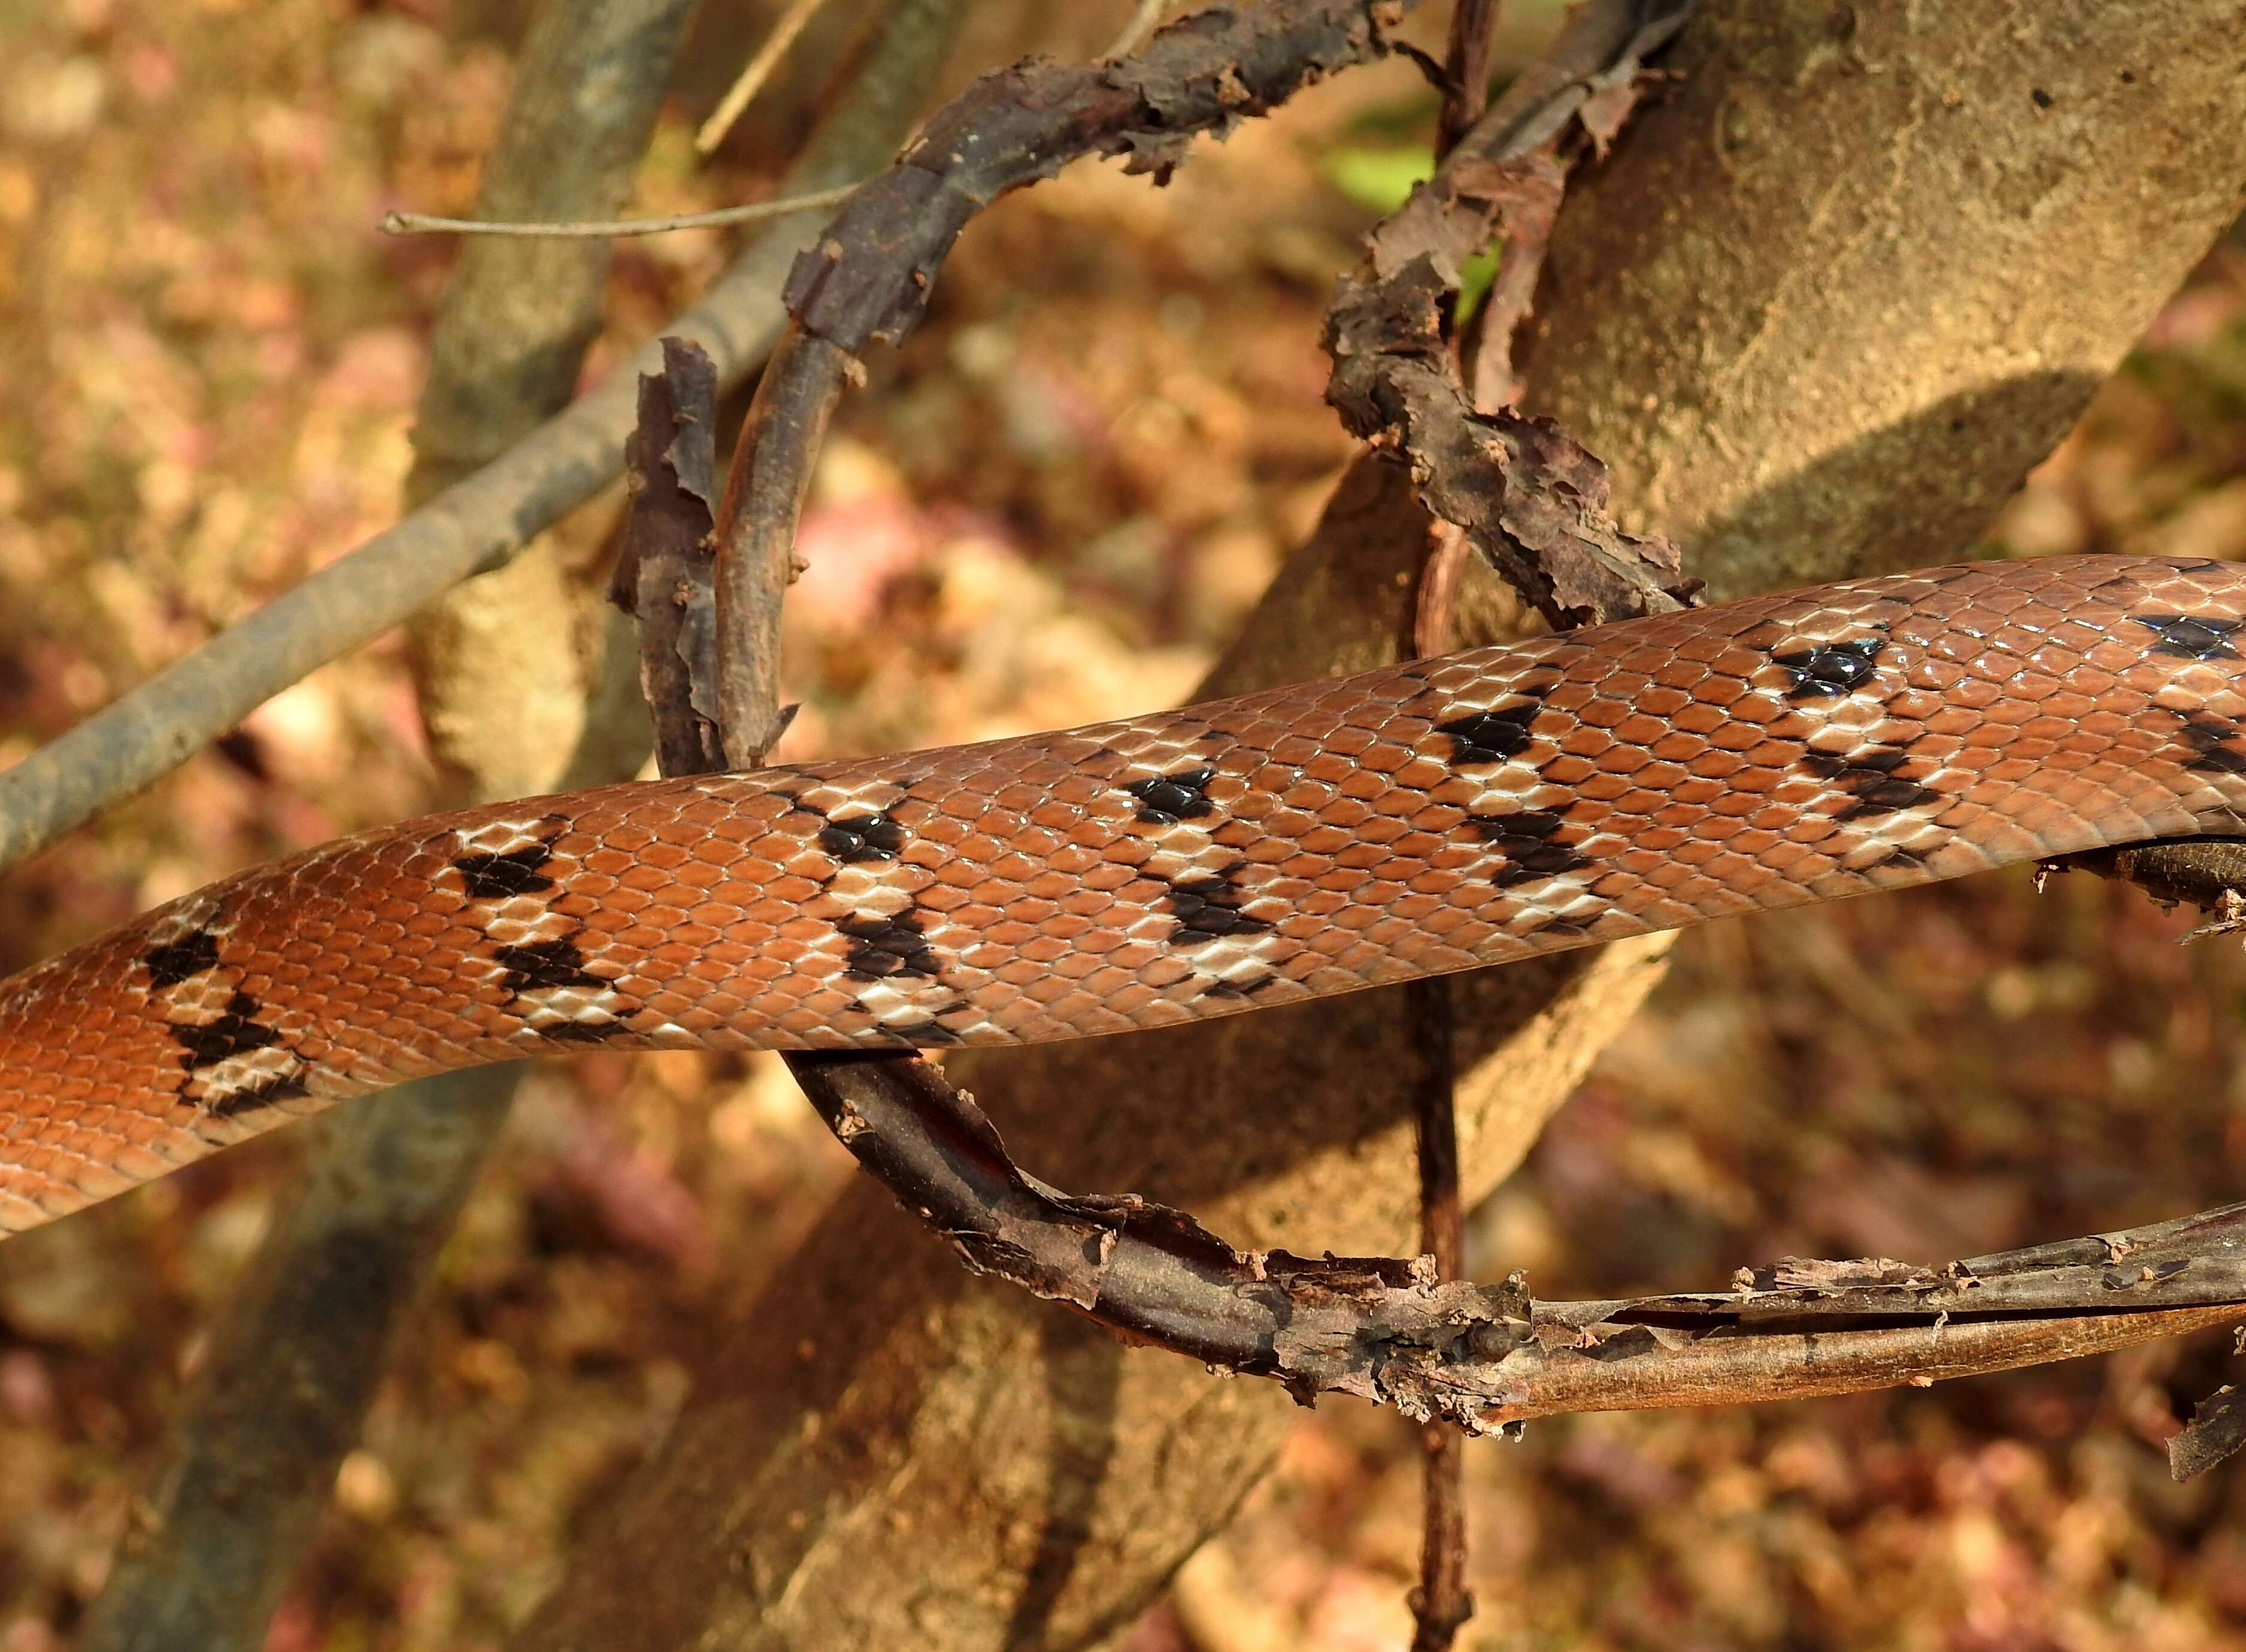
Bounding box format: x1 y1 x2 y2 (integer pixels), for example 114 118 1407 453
6 554 2246 1233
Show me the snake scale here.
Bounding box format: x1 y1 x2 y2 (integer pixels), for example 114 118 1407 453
6 553 2246 1236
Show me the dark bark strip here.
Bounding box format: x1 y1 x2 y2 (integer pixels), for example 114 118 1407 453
1324 0 1700 630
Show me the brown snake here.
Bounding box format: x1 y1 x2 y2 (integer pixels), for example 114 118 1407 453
7 553 2246 1237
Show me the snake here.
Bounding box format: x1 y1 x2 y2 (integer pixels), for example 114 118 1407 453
5 551 2246 1237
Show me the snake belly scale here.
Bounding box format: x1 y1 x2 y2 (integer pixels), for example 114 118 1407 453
6 553 2246 1235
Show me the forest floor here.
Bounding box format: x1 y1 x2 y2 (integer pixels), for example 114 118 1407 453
2 2 2245 1649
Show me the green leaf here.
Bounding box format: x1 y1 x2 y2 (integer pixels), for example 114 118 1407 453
1455 247 1499 327
1320 145 1435 213
1320 146 1503 329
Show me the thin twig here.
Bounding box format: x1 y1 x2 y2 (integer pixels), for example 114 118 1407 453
705 0 1405 751
1412 983 1463 1295
1433 0 1499 158
1411 1420 1473 1650
381 181 863 239
1405 0 1489 1548
773 0 1402 358
696 0 834 155
0 0 969 873
1409 4 1648 1605
1407 977 1473 1652
619 344 733 785
1408 0 1506 663
1104 0 1173 60
710 328 849 768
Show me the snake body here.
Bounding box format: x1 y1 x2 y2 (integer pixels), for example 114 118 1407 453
7 553 2246 1235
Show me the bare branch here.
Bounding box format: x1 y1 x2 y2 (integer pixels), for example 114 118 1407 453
696 0 836 154
0 0 969 873
710 328 850 768
381 181 863 240
704 0 1406 767
1432 0 1499 159
1407 981 1472 1652
2171 1378 2246 1482
774 0 1404 358
72 0 704 1642
791 1048 2246 1429
1104 0 1175 61
613 338 726 775
1489 1305 2246 1424
2050 837 2246 933
1324 0 1697 629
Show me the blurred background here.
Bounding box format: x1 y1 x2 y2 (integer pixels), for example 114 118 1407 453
1 0 2245 1646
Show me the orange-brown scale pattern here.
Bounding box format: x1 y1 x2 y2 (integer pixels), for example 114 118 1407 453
6 555 2246 1235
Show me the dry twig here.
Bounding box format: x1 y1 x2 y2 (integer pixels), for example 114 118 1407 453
1432 0 1500 157
381 181 864 239
2053 836 2246 933
1104 0 1175 61
1325 0 1696 629
611 338 726 776
1407 974 1471 1651
792 1057 2246 1429
0 0 971 872
708 0 1414 747
696 0 834 154
1404 13 1513 1638
617 344 729 774
2172 1376 2246 1482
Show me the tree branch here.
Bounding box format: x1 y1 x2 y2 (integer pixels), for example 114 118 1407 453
787 1053 2246 1430
514 3 2246 1645
74 1 702 1641
381 181 863 240
0 0 971 873
1324 0 1696 629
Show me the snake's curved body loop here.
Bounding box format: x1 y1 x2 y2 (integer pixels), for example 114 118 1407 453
6 554 2246 1234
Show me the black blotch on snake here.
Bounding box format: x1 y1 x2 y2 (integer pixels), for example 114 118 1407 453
1864 842 1935 871
838 912 942 981
207 1069 311 1117
533 1020 629 1045
1465 808 1590 885
454 842 559 901
1438 697 1544 766
1123 768 1217 825
878 1003 968 1044
1161 864 1272 947
1801 747 1941 818
168 991 284 1071
2137 615 2242 662
2175 713 2246 775
819 811 906 863
494 939 606 997
1772 638 1884 699
144 931 222 990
